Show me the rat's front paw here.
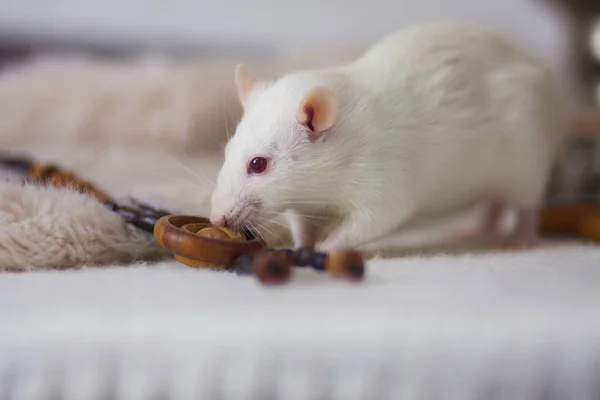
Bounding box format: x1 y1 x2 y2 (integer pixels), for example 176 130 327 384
315 239 337 253
317 234 356 252
316 215 383 252
501 234 539 250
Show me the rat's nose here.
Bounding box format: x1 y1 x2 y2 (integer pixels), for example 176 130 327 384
220 216 229 228
210 214 228 228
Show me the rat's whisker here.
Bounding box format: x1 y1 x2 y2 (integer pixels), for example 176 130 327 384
160 149 216 187
223 91 231 142
278 200 331 205
146 171 209 192
248 221 268 243
223 93 240 141
257 216 289 231
268 212 334 222
204 134 226 150
253 219 276 238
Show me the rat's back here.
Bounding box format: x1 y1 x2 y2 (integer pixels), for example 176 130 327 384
210 21 569 251
341 21 568 218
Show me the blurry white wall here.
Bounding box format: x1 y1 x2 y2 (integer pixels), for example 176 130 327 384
0 0 579 101
0 0 566 53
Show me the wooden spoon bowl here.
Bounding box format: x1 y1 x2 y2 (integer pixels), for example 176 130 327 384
154 215 266 269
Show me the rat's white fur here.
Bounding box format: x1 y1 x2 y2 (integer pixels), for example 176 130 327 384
211 21 569 251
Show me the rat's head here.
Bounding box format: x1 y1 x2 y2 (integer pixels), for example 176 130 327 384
210 64 340 230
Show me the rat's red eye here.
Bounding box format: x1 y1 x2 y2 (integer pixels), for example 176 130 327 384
247 157 269 174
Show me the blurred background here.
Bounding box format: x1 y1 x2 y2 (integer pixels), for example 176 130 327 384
0 0 576 92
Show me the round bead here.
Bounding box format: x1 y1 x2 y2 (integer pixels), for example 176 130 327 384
253 251 292 285
311 252 328 271
291 248 313 266
233 253 255 276
324 250 365 280
578 214 600 242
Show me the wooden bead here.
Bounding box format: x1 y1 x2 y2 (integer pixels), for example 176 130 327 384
233 253 255 275
253 251 292 285
539 203 598 235
578 214 600 242
324 250 365 280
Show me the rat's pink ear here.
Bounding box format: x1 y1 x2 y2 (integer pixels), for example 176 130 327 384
234 64 256 106
296 87 339 141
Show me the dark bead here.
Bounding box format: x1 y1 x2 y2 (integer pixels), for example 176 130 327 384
233 254 255 276
102 200 119 211
134 216 158 233
235 267 254 276
124 198 171 217
278 249 294 259
291 248 313 266
266 262 286 277
136 209 152 218
0 155 32 172
324 250 364 280
146 208 170 219
345 263 364 279
254 251 291 285
116 206 139 222
135 202 157 212
144 211 169 221
38 165 60 180
311 252 328 271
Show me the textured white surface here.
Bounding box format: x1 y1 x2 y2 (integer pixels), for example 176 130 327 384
1 245 600 399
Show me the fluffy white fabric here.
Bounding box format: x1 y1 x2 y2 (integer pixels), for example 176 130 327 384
0 56 600 398
0 180 168 270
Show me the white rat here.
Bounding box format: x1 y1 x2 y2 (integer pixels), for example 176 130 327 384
210 21 568 251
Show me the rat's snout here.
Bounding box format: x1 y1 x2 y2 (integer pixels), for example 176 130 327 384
209 189 230 227
210 206 248 230
210 215 229 228
209 203 229 227
209 191 239 228
210 177 261 230
210 194 262 231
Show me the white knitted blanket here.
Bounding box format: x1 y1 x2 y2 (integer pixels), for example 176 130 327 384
2 245 600 399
